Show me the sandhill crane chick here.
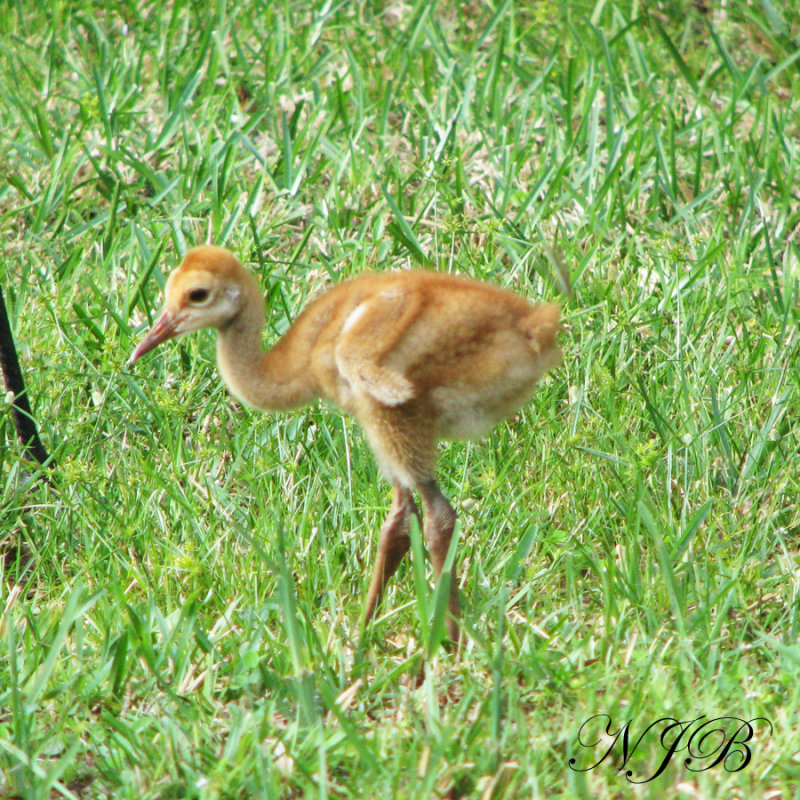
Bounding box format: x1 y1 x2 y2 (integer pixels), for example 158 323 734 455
130 246 561 641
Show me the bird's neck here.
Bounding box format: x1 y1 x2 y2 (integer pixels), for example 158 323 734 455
215 282 316 412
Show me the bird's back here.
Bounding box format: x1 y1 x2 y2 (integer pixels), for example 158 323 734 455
274 269 560 439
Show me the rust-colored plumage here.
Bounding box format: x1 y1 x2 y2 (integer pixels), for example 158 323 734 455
130 245 561 641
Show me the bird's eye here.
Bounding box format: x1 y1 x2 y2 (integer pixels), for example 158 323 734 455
188 288 210 305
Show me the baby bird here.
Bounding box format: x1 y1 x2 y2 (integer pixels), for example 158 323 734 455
130 246 561 641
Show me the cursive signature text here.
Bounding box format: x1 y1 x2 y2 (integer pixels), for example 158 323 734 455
568 714 773 783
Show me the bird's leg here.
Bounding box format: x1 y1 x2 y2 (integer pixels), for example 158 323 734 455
418 480 460 642
362 484 419 627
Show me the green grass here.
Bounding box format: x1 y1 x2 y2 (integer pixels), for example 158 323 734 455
1 0 799 797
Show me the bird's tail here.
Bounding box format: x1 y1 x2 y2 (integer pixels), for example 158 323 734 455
522 303 562 366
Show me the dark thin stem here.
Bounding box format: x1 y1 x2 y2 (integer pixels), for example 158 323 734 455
0 285 52 467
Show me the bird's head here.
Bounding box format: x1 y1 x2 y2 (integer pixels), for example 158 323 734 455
129 246 251 364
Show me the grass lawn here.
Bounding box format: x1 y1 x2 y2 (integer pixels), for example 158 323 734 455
1 1 799 797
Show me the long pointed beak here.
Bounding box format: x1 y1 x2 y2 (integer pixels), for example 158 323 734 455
128 309 181 365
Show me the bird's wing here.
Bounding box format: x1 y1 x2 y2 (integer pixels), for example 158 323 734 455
333 288 423 407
